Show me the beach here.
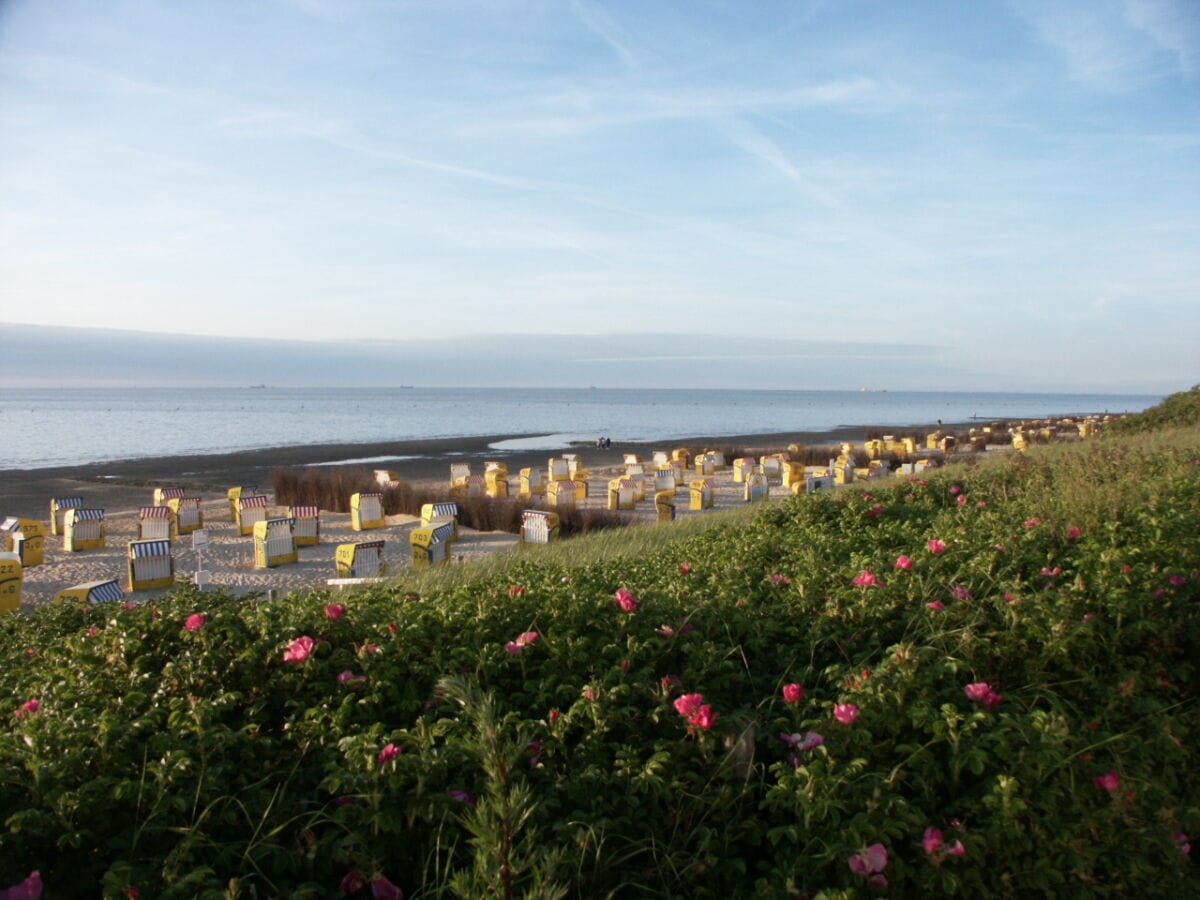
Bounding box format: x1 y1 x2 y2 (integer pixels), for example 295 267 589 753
2 425 899 609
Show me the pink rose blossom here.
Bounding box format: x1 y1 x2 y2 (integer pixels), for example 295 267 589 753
769 573 791 586
945 840 966 857
324 603 346 620
952 586 972 601
340 872 366 893
868 503 885 517
613 588 638 612
689 704 716 730
926 601 944 612
86 626 101 637
377 743 403 766
957 494 968 508
14 698 40 719
923 827 943 854
964 682 994 703
949 484 962 495
852 570 881 588
1173 832 1191 856
782 683 804 704
338 670 367 685
184 613 206 632
504 631 539 653
679 563 692 575
673 693 705 717
1040 566 1061 576
927 539 947 554
1066 526 1081 541
848 843 889 876
282 636 315 663
1093 770 1120 792
895 555 913 570
833 703 859 725
0 871 42 900
1023 517 1042 528
359 642 380 655
507 585 526 598
371 874 404 900
1167 574 1187 587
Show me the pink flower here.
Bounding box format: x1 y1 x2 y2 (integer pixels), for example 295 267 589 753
833 703 859 725
796 731 824 751
1040 566 1061 576
964 682 1002 708
507 585 526 598
852 570 881 588
949 484 962 495
926 600 944 612
951 586 971 601
679 563 692 575
923 827 943 854
673 693 705 717
184 613 206 632
927 539 947 554
1173 831 1191 856
338 670 367 686
448 789 475 803
1167 574 1188 587
377 743 403 766
14 698 39 719
340 871 366 893
868 503 885 517
548 708 560 724
613 588 638 612
324 603 346 620
655 624 676 637
782 683 804 704
1066 526 1081 541
1093 770 1120 792
504 631 539 653
0 871 42 900
1024 517 1042 528
769 573 790 586
848 843 889 876
945 840 966 857
86 626 101 637
371 874 404 900
956 494 968 508
283 636 315 663
689 704 716 730
359 642 380 655
895 555 913 570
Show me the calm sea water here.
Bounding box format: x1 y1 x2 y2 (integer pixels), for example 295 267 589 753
0 387 1159 471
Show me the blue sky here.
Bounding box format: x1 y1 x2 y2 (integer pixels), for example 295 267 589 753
0 0 1197 391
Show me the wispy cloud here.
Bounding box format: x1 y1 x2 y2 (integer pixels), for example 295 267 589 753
569 0 640 70
1124 0 1200 77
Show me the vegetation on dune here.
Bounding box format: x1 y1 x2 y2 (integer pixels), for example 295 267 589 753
2 397 1199 897
1106 384 1200 435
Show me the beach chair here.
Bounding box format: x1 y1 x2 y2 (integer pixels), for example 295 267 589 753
668 459 686 485
138 506 174 541
655 489 676 523
520 510 559 544
411 521 455 568
547 480 575 509
689 479 714 510
290 505 321 546
706 451 727 471
1011 431 1029 453
227 486 258 522
654 468 677 492
350 492 385 531
625 462 646 478
652 450 670 468
607 478 637 510
236 495 270 535
622 453 642 468
548 457 571 483
486 471 509 498
782 462 806 490
1 518 45 567
63 508 105 551
254 517 297 568
153 487 188 507
672 448 691 469
805 472 834 492
0 552 20 616
745 472 769 503
572 478 588 502
519 467 546 497
420 502 460 539
567 456 588 480
460 474 486 498
694 454 715 476
128 539 174 590
759 455 784 483
336 540 386 578
167 496 203 536
834 458 855 485
54 578 126 605
50 496 84 536
450 463 472 489
485 461 509 478
375 469 400 487
732 457 757 483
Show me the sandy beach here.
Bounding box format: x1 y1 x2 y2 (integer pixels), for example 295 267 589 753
2 425 938 610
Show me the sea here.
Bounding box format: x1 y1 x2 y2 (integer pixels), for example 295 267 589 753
0 387 1160 471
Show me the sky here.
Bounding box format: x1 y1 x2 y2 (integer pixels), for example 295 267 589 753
0 0 1197 392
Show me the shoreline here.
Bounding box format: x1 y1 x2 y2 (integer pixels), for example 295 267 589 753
0 423 958 520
